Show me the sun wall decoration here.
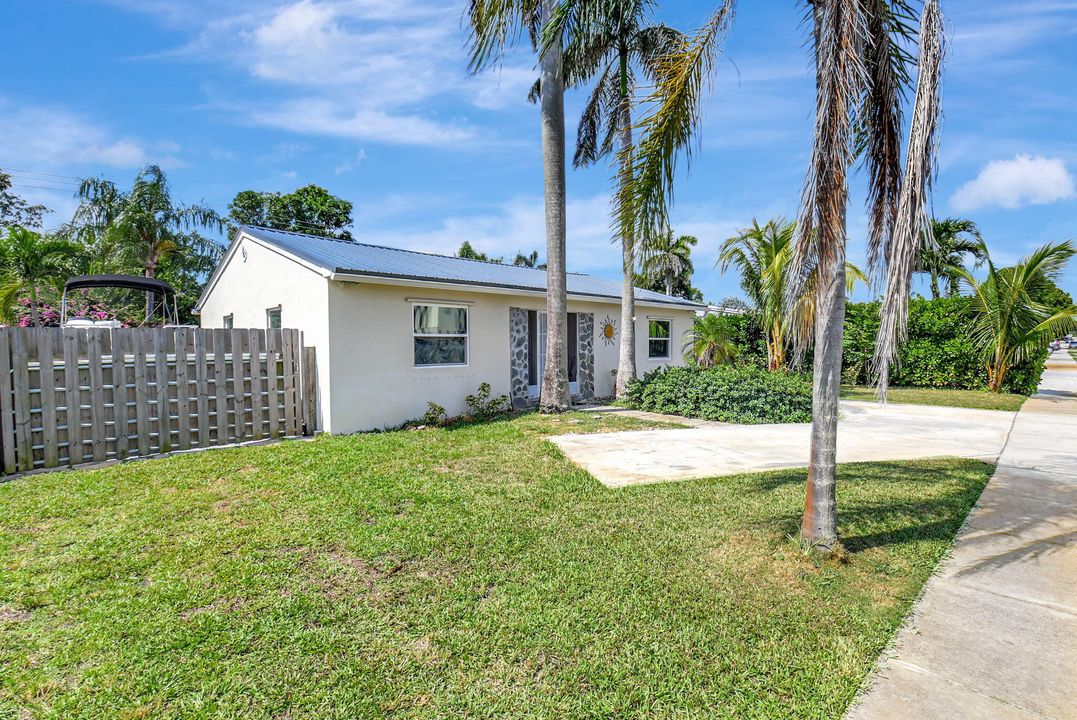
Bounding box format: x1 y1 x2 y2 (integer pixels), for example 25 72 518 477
600 315 617 346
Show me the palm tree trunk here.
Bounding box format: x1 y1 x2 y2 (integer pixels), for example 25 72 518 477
614 74 637 399
803 235 847 548
538 0 570 413
929 274 941 300
665 272 673 297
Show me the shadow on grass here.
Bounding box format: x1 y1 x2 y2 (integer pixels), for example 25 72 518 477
752 461 990 554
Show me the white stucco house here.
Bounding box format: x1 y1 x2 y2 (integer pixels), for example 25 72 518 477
194 226 703 433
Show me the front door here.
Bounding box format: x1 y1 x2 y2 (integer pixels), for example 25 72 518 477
528 312 579 397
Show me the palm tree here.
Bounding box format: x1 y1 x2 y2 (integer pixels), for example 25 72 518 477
959 241 1077 392
513 250 547 269
640 231 697 297
468 0 571 412
74 165 222 321
682 313 737 367
628 0 945 547
918 217 985 299
546 1 685 398
719 218 867 371
0 227 81 327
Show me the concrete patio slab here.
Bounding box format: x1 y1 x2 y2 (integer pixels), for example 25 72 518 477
551 400 1016 488
847 349 1077 720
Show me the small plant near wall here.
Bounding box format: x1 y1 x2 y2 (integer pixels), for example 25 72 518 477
422 402 447 427
465 383 509 420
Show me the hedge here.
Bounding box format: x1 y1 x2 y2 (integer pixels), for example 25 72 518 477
624 365 813 424
710 298 1045 396
842 297 1046 395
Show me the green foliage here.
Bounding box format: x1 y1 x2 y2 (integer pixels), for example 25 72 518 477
917 218 985 299
682 314 738 367
0 170 48 229
707 313 770 368
456 241 502 263
842 297 1048 395
422 402 447 427
465 382 509 419
625 365 813 423
228 185 353 240
638 230 702 300
73 165 224 322
0 227 82 326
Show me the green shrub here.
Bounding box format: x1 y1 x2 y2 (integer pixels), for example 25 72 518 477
624 365 812 424
423 402 447 427
465 382 509 420
842 297 1046 395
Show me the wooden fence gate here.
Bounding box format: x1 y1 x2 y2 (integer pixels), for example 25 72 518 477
0 327 316 475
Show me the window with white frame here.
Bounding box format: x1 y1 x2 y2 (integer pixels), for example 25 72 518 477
223 314 234 329
413 303 468 366
266 306 281 329
648 319 671 359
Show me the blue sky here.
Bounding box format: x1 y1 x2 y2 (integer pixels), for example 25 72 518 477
2 0 1075 301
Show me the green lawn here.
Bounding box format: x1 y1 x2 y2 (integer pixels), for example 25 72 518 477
1068 349 1077 361
1 412 991 719
841 385 1027 411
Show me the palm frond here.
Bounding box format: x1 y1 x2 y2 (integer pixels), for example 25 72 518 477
873 0 943 396
625 1 734 247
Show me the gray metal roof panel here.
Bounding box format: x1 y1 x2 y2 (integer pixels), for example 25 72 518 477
240 225 704 308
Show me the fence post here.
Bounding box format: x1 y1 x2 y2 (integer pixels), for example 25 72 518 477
0 330 14 473
302 345 317 435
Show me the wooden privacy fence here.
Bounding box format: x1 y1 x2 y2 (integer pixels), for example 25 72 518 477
0 327 317 475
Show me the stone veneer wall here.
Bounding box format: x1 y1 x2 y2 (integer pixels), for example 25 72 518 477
578 312 594 399
508 307 530 408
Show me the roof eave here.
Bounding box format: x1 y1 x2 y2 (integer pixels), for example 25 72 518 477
328 269 704 309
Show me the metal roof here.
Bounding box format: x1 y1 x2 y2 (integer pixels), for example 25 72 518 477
237 225 704 308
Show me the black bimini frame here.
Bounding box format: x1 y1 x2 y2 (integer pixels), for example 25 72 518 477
61 274 180 326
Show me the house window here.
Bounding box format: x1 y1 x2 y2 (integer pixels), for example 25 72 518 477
223 314 234 329
266 306 281 329
648 319 671 359
413 303 468 366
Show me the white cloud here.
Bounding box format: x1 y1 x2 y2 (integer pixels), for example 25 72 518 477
950 154 1077 211
0 99 152 168
163 0 531 147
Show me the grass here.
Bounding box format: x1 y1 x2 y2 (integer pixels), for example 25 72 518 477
1 411 991 719
841 385 1027 412
1068 349 1077 361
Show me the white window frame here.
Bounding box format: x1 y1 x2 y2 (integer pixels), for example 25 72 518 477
223 313 234 329
412 302 469 368
647 318 672 360
266 306 281 330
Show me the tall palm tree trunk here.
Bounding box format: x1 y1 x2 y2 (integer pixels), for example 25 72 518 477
538 0 571 413
615 78 637 398
803 236 847 546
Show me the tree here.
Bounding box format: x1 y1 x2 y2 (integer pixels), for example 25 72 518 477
640 231 697 297
0 227 80 327
629 0 945 547
227 185 353 240
682 313 737 367
457 241 500 262
794 0 945 547
74 165 223 321
959 241 1077 392
0 170 48 229
468 0 571 412
513 250 546 269
546 1 685 399
918 217 985 299
718 217 866 370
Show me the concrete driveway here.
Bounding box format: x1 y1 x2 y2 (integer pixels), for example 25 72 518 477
550 400 1017 488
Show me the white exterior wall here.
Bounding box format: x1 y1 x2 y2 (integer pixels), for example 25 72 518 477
324 279 696 432
197 237 334 431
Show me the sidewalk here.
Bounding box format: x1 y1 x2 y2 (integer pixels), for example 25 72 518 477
847 350 1077 720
